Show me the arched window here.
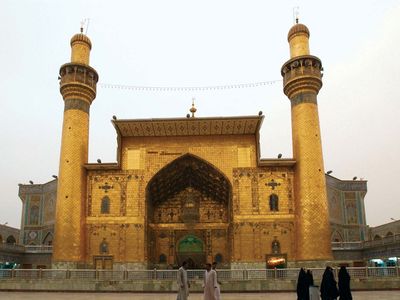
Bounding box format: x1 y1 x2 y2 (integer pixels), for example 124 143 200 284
331 230 343 243
269 194 279 212
386 232 393 237
99 240 109 254
373 234 382 240
6 235 16 244
0 234 3 243
159 254 167 263
101 196 110 214
30 205 39 225
215 253 223 263
271 239 281 254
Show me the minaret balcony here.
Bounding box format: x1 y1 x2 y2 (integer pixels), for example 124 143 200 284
281 55 323 98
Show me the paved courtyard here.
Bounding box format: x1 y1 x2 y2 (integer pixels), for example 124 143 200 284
1 291 400 300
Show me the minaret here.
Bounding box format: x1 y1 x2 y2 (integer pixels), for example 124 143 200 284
53 28 98 268
281 22 332 261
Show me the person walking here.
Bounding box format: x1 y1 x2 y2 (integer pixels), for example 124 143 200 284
203 263 217 300
296 268 308 300
320 266 339 300
338 266 352 300
177 261 189 300
212 262 221 300
306 269 314 286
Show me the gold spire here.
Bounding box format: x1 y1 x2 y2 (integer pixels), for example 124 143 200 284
189 98 197 118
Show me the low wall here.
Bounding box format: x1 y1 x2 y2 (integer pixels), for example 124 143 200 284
0 278 399 292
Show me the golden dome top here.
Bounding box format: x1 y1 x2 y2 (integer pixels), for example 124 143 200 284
70 33 92 50
287 23 310 42
189 98 197 117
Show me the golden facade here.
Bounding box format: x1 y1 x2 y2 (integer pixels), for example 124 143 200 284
52 23 335 269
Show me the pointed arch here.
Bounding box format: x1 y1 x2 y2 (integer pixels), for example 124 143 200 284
146 153 232 205
373 234 382 240
331 230 344 243
146 153 233 267
42 232 53 245
177 234 204 253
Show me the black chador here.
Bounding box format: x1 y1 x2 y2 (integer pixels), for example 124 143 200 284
296 268 308 300
338 266 353 300
320 266 339 300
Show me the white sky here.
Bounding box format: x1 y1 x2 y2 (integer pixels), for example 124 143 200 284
0 0 399 228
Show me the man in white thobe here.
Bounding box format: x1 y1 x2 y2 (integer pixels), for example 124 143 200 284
177 261 189 300
203 263 217 300
212 262 221 300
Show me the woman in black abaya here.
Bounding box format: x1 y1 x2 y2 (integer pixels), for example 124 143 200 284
320 266 339 300
338 266 352 300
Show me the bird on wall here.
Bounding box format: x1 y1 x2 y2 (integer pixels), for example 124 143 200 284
97 159 102 163
326 170 333 175
29 180 34 184
277 153 282 159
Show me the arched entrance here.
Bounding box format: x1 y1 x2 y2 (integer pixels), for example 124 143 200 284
146 154 232 268
177 235 205 269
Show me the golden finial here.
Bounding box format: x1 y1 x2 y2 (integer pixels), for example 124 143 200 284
80 20 84 33
293 6 300 24
189 98 197 118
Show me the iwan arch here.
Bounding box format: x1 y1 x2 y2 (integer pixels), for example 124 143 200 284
53 22 333 269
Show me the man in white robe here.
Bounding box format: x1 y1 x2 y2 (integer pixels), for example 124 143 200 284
177 261 189 300
212 262 221 300
203 263 217 300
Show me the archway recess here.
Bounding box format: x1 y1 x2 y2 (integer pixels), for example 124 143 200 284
146 153 232 268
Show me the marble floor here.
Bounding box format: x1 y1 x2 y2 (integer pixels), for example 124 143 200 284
1 291 400 300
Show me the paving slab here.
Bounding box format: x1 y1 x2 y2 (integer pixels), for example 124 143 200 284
0 291 400 300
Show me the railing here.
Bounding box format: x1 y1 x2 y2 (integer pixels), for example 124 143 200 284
0 244 52 253
0 243 25 253
0 267 399 281
332 233 400 250
24 245 53 253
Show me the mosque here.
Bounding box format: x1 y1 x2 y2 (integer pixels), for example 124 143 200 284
14 22 370 270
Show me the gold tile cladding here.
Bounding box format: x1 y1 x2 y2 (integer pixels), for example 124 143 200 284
281 23 333 261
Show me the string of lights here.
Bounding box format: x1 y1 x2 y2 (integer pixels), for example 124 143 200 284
99 79 282 92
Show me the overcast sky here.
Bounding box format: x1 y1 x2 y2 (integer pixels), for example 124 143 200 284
0 0 399 228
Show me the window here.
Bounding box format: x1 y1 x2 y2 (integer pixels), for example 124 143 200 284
269 194 279 211
6 235 16 244
30 205 39 225
101 196 110 214
271 239 281 254
100 240 109 254
215 253 223 263
159 254 167 263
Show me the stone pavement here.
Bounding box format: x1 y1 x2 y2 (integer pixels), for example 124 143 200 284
1 291 400 299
